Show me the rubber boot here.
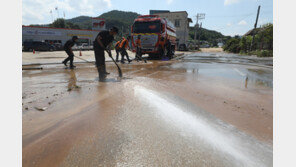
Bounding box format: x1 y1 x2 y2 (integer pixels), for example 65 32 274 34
62 60 67 66
69 59 75 69
127 56 132 63
103 64 110 75
97 65 107 82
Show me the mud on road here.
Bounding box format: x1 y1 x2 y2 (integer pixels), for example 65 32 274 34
22 51 273 167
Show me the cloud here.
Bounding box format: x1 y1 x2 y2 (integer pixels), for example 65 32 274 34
224 0 241 6
227 23 232 27
166 0 173 4
22 0 112 25
238 20 247 25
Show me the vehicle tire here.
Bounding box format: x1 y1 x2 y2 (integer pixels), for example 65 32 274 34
49 48 53 52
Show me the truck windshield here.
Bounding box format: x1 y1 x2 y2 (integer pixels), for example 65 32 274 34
133 21 161 33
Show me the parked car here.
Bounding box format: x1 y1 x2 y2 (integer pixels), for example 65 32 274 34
200 44 210 48
81 43 93 50
72 44 81 51
23 41 55 51
178 44 189 51
72 43 93 50
52 43 63 51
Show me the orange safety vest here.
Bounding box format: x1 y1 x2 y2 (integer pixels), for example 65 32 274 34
115 40 121 49
119 38 129 49
135 39 141 48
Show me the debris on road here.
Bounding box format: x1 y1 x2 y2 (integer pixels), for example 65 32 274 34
22 67 43 70
34 107 47 111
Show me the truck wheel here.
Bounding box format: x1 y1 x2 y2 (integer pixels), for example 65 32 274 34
50 48 53 52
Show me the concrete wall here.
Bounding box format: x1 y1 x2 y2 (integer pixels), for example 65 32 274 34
155 12 190 45
22 26 101 45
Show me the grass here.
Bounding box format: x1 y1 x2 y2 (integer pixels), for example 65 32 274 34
238 50 273 57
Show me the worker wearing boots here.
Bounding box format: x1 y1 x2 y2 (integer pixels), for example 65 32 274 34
62 36 78 69
119 36 132 64
114 38 123 62
93 27 119 82
135 35 142 61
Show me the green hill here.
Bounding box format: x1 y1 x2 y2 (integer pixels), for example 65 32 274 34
189 27 230 45
65 16 92 29
27 10 228 44
64 10 139 35
98 10 139 35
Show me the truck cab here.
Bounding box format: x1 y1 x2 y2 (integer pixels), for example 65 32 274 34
131 15 177 59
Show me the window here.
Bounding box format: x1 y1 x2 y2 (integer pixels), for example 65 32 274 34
175 19 180 27
132 21 161 33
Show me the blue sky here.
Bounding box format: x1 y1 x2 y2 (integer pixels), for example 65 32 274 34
22 0 273 36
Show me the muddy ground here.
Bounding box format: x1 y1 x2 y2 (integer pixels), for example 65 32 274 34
22 49 273 167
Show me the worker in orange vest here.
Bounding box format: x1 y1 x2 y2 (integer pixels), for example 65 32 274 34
158 37 166 59
114 38 123 62
135 35 142 61
119 36 132 64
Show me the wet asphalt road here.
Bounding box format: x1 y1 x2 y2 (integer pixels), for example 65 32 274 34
22 52 273 167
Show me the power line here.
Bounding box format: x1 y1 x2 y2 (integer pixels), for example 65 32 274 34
214 13 256 31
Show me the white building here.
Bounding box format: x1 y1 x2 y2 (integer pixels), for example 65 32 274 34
22 18 106 45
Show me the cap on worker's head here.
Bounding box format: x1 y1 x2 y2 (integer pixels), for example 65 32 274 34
110 26 119 33
72 36 78 40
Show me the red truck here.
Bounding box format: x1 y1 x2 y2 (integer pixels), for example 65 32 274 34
131 15 177 59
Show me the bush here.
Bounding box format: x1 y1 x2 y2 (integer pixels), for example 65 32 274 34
223 38 240 53
223 23 273 57
257 50 273 57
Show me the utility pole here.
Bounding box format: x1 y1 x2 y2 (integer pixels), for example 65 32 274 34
198 22 202 49
194 13 205 50
251 5 261 50
194 23 198 49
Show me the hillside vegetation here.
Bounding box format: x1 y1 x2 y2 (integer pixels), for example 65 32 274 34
223 23 273 57
188 27 230 46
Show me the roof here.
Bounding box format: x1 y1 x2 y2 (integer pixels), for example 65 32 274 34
156 11 188 15
22 25 101 32
167 11 188 14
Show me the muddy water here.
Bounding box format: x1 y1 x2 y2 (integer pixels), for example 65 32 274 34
23 52 273 166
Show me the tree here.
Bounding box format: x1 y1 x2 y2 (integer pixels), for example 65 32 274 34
223 23 273 56
65 22 81 29
50 18 66 28
223 38 240 53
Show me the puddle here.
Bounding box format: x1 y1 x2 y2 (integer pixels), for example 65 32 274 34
168 52 273 88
